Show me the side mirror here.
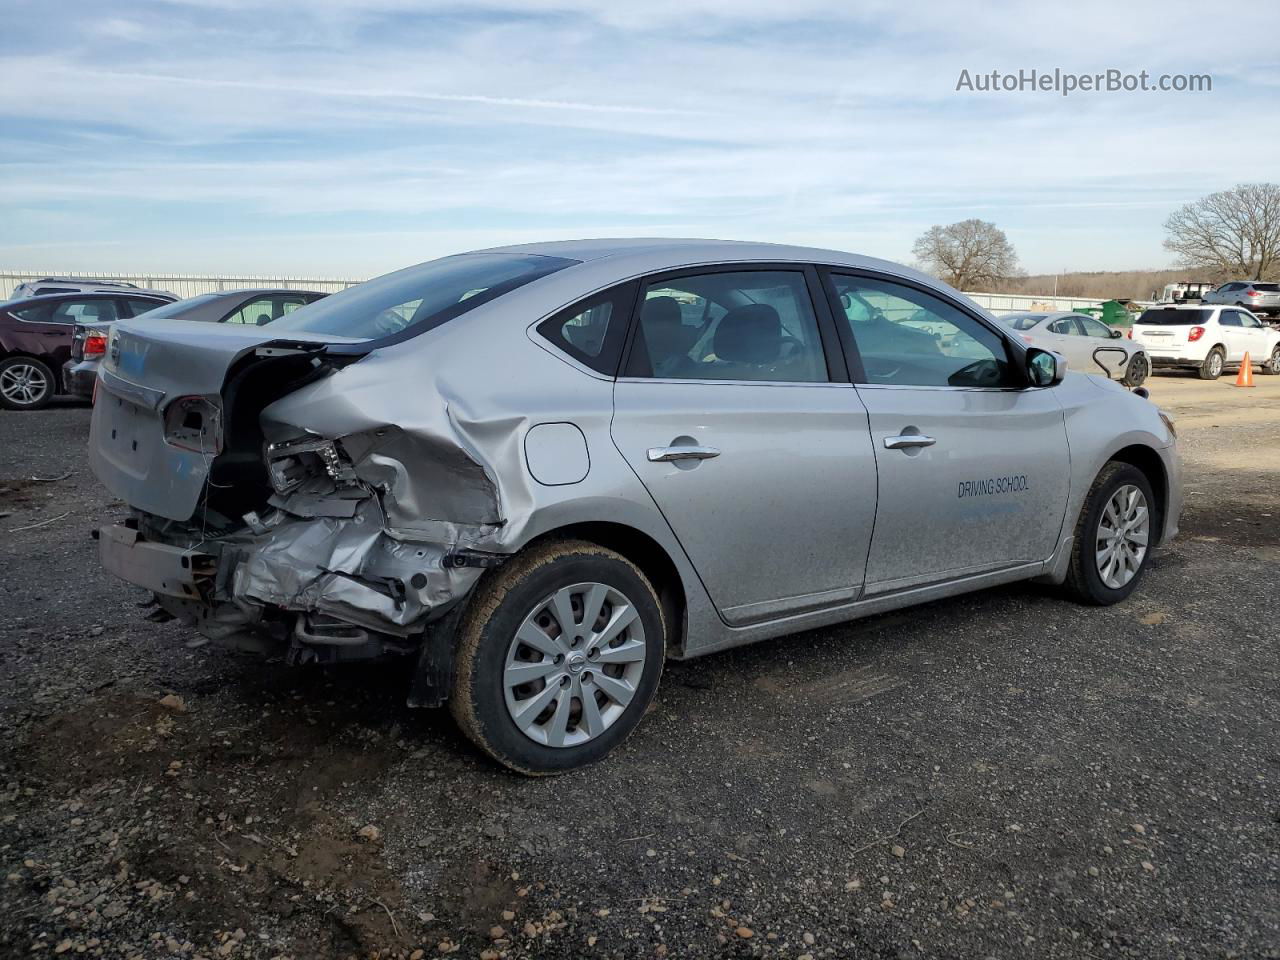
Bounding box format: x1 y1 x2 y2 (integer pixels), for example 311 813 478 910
1110 328 1123 338
1027 348 1066 387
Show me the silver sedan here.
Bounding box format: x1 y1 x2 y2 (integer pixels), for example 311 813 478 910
89 240 1181 774
998 311 1149 386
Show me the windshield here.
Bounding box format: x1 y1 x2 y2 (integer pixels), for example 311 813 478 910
268 253 575 342
1000 313 1047 330
131 293 222 319
1136 308 1212 325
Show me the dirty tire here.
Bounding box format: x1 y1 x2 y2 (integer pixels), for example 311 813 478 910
449 539 665 775
1063 461 1156 606
1260 346 1280 375
1197 347 1224 380
0 356 55 410
1121 352 1149 388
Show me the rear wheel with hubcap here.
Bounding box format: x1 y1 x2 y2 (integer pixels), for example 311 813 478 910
450 540 666 775
1198 347 1224 380
0 356 55 410
1064 461 1157 605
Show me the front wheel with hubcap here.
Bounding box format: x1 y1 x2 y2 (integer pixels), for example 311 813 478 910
0 356 55 410
1064 461 1157 605
449 540 666 775
1198 347 1224 380
1260 345 1280 376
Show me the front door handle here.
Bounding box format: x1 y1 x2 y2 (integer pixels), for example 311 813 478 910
884 434 935 450
647 445 721 463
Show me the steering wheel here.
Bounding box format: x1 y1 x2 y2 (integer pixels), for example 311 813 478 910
948 357 1002 387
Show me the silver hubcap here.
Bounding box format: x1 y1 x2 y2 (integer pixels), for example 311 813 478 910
1269 349 1280 373
1095 484 1150 589
1207 353 1222 377
503 582 646 748
0 363 49 405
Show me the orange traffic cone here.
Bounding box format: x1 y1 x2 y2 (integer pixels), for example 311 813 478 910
1235 352 1255 387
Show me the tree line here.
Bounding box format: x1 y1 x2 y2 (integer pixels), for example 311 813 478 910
911 183 1280 295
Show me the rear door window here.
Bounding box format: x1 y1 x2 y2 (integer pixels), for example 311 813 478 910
624 270 828 383
50 299 119 324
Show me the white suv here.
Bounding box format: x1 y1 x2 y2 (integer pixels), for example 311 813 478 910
1131 304 1280 379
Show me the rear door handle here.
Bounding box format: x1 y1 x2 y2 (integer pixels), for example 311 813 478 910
647 445 720 463
884 434 935 450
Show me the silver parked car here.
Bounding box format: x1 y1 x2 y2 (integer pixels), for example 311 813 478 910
998 311 1149 386
1201 281 1280 318
89 240 1181 774
63 288 329 399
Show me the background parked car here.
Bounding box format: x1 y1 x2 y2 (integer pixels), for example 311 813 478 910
0 291 177 410
11 277 175 300
63 288 329 400
62 289 327 401
998 311 1149 386
1130 304 1280 379
1201 281 1280 317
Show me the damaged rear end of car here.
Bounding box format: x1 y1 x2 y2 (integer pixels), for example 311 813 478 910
90 253 576 705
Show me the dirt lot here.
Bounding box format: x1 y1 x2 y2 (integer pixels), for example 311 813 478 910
1 374 1278 960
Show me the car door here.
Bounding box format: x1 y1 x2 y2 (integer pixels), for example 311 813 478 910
1216 309 1247 361
609 266 879 626
1236 309 1272 361
33 297 122 368
823 270 1070 594
1042 316 1093 372
1077 315 1128 378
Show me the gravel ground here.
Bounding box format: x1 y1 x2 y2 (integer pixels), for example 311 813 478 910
1 378 1278 960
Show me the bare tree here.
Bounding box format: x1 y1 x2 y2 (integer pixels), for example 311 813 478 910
912 219 1021 290
1164 183 1280 280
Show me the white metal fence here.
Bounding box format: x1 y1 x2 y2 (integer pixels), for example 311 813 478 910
1 271 362 300
0 269 1123 314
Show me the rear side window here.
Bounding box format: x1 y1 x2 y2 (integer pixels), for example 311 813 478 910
536 282 638 375
624 270 828 383
1003 314 1046 330
11 303 52 322
51 300 119 324
1219 311 1242 327
1136 309 1211 325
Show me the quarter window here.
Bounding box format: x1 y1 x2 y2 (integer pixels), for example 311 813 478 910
536 282 637 375
625 270 827 383
829 274 1013 388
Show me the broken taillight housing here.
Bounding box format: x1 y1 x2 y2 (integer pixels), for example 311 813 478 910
265 437 357 494
162 396 223 454
1187 326 1205 342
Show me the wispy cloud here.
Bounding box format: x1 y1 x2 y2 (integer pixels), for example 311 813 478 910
0 0 1275 274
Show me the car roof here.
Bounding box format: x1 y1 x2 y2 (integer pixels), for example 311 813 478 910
481 237 915 271
0 291 174 310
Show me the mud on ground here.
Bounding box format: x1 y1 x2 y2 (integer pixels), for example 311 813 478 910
1 378 1278 959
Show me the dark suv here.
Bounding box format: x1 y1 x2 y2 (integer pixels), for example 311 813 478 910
0 291 176 410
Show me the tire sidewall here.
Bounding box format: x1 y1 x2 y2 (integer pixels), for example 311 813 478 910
0 357 55 410
1201 348 1224 379
1123 353 1148 387
457 549 665 774
1075 465 1156 604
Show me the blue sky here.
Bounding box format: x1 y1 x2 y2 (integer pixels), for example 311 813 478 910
1 0 1276 278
